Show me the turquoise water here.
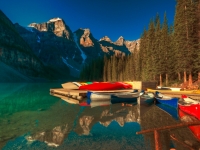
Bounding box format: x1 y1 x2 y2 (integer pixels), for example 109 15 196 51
0 83 199 150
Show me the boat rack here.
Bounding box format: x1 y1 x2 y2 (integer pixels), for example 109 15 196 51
50 88 134 100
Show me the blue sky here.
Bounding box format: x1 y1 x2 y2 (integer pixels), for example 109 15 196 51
0 0 176 41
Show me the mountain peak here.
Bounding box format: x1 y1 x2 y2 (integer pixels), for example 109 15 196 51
115 36 125 46
47 17 62 23
28 17 73 40
99 36 112 42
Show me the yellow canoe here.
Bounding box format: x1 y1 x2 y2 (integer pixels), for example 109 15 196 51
146 88 200 94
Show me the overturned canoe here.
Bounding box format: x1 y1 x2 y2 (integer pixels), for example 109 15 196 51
79 82 132 91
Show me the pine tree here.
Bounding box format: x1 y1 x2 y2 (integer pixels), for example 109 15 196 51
139 28 148 81
146 19 156 81
103 55 108 81
160 13 170 86
111 56 117 81
107 58 112 82
154 14 162 86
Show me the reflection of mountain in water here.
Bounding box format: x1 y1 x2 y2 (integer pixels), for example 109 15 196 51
27 124 68 147
3 85 199 150
74 104 140 136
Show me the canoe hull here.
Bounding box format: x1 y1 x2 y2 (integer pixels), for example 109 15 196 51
178 104 200 120
156 104 178 120
178 109 200 141
87 91 139 101
79 82 132 90
155 97 178 108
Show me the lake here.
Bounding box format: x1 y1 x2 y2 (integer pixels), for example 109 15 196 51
0 83 199 150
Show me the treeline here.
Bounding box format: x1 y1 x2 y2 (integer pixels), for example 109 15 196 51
139 0 200 86
80 0 200 86
79 57 104 81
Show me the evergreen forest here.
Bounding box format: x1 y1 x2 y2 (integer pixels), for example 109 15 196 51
80 0 200 87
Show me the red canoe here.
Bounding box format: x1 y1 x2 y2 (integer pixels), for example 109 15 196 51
79 82 132 91
178 109 200 141
178 103 200 120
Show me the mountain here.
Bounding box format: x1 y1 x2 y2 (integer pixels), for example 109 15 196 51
14 22 81 78
99 36 131 56
0 10 53 82
73 28 104 62
0 9 140 81
28 18 73 40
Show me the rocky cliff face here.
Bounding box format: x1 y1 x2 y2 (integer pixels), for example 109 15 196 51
29 18 73 40
73 28 104 62
124 39 140 53
0 10 51 81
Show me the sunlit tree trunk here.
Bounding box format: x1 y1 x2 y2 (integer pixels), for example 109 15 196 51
165 73 168 86
188 72 193 86
178 72 181 81
198 72 200 82
159 74 162 87
184 70 187 83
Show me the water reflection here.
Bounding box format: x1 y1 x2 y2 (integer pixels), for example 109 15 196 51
0 83 199 150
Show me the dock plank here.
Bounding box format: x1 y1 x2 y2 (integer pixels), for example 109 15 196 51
50 88 134 96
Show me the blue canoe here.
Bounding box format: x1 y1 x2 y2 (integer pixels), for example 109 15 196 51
156 103 179 120
155 91 178 108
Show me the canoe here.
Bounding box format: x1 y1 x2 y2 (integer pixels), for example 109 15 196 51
61 82 81 89
178 103 200 120
179 94 200 120
111 94 138 104
87 90 142 100
140 92 155 105
147 88 200 94
156 104 179 120
155 91 179 108
178 109 200 141
181 95 199 104
79 82 132 90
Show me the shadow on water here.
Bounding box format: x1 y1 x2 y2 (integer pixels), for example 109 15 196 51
141 104 200 150
0 84 200 150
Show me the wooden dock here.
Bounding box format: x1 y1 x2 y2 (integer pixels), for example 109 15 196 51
50 88 134 100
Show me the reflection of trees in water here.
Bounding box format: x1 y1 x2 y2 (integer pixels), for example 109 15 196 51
140 105 200 150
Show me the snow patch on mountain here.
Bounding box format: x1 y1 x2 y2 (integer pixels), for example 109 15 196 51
73 33 87 64
28 23 37 27
25 27 34 32
48 18 62 23
37 36 40 43
62 57 80 71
